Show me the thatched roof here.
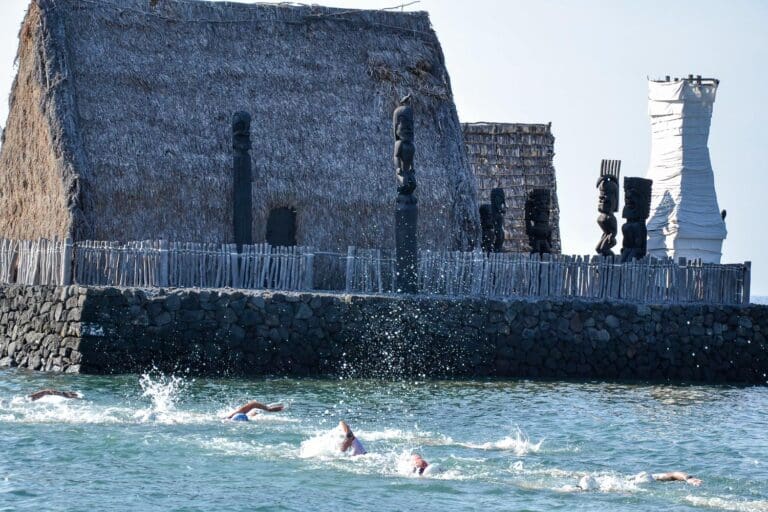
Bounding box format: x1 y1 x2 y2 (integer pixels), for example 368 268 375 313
0 0 479 251
463 122 561 253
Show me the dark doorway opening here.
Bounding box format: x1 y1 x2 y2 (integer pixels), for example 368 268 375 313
266 207 297 246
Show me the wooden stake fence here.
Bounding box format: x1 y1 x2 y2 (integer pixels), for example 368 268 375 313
345 247 393 294
0 238 72 286
0 238 753 304
0 238 315 292
344 247 752 305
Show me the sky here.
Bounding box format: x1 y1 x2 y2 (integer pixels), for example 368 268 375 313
0 0 766 295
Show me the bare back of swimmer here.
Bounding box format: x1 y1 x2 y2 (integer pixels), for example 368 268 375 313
651 471 702 486
29 389 79 401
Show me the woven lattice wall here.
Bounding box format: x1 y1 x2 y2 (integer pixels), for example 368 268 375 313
463 122 561 253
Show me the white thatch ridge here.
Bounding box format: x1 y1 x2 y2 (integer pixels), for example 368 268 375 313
0 0 480 251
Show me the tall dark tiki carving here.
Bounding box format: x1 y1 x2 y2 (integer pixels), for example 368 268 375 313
525 189 552 254
620 177 653 263
490 188 506 252
479 204 493 253
596 159 620 256
232 111 253 251
393 94 418 292
394 94 416 197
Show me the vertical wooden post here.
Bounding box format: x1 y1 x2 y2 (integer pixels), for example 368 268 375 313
470 249 483 296
540 253 550 297
743 261 751 304
395 198 419 294
60 237 73 286
374 248 383 294
677 257 687 303
345 246 355 293
230 244 240 288
303 249 314 291
32 239 41 285
159 239 169 288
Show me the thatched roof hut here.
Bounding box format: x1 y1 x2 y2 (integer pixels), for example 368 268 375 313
463 122 561 253
0 0 479 251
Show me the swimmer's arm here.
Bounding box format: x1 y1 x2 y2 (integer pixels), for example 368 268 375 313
655 472 702 486
30 389 59 401
339 421 354 452
340 437 355 452
226 401 284 418
29 389 78 401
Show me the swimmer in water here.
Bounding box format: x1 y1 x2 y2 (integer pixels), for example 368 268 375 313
645 471 702 486
570 471 702 491
411 453 429 475
29 389 79 401
226 401 284 421
339 420 367 456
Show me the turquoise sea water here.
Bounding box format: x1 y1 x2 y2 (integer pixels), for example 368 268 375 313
1 369 766 512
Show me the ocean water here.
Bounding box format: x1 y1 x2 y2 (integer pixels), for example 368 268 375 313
1 370 767 512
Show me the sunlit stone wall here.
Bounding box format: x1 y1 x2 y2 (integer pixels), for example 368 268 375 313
1 286 766 383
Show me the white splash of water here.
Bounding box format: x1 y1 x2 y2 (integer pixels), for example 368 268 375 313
134 373 200 424
2 392 125 425
392 450 452 479
590 473 645 493
512 464 655 494
548 471 649 494
297 427 468 480
395 449 419 476
457 427 543 455
354 428 414 442
298 425 416 459
139 373 185 412
684 496 768 512
299 428 344 459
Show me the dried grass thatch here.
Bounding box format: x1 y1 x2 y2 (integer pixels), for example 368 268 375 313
0 2 84 239
462 122 561 253
0 0 480 251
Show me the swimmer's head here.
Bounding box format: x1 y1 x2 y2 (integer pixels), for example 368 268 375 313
411 453 429 474
231 413 249 422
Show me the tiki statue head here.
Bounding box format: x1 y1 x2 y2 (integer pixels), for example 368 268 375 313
232 111 251 151
525 189 552 254
622 177 652 221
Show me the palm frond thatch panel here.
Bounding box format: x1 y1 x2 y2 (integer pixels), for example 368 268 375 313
463 122 561 253
0 0 480 251
0 2 80 240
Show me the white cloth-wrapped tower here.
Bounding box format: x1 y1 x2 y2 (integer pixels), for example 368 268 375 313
645 77 727 263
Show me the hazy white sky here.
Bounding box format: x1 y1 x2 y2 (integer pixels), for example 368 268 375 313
1 0 767 294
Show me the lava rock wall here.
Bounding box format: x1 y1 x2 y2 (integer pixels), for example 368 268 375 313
1 285 766 383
